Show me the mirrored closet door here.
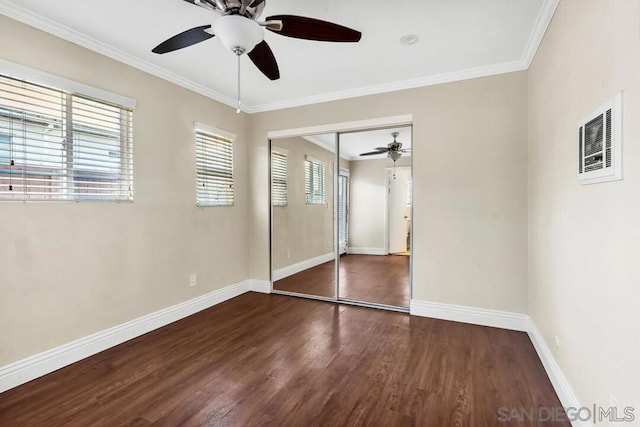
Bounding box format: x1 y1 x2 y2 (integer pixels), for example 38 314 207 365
270 125 412 311
337 127 412 309
271 133 337 300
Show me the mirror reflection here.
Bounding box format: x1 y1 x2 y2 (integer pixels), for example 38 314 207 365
271 134 337 298
338 127 412 308
270 126 412 309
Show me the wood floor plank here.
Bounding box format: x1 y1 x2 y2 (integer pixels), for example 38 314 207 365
0 293 568 426
275 254 410 307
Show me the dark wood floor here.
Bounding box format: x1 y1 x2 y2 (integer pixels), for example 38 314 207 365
0 293 567 426
275 254 410 307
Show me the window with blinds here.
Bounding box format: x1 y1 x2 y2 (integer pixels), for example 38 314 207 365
271 149 287 206
304 158 326 205
0 74 133 201
195 128 234 206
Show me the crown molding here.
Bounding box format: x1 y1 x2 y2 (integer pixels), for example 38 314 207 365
303 134 338 153
302 134 354 161
245 0 559 113
520 0 560 68
243 59 528 113
0 0 238 110
0 0 559 114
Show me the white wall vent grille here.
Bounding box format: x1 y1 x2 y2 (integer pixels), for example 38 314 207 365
578 93 622 184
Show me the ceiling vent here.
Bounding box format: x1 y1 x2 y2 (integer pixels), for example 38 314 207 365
578 93 622 184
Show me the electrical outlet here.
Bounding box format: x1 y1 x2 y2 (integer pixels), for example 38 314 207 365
554 334 561 349
189 273 197 287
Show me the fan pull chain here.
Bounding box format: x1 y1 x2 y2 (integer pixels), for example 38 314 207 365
236 51 242 114
9 159 14 191
8 117 15 191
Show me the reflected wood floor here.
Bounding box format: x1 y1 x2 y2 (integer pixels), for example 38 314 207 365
0 293 568 426
275 254 410 307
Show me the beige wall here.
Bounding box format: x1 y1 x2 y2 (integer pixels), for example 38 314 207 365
348 157 410 250
272 137 335 270
0 16 250 365
248 71 529 313
528 0 640 410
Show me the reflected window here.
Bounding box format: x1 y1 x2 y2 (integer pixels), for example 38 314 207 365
305 157 325 205
271 148 287 206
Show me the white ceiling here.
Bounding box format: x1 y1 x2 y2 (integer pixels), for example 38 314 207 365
302 126 412 161
0 0 557 113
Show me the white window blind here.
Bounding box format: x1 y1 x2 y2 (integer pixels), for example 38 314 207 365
0 74 133 201
305 158 326 205
196 128 234 206
271 149 287 206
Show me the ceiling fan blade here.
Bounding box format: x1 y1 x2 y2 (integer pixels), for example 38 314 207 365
152 25 214 54
265 15 362 42
249 0 265 8
360 150 388 156
373 147 388 151
248 40 280 80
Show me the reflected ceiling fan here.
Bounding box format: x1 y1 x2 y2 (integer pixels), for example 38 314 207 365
152 0 362 111
359 132 410 161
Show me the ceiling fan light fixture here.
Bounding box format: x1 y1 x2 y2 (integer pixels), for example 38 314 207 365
212 15 264 54
154 1 362 113
388 151 401 161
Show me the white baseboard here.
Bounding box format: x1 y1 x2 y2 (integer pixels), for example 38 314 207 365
272 252 334 281
526 319 586 427
2 287 583 426
247 279 271 294
410 298 584 426
410 299 529 331
0 279 255 393
347 247 387 256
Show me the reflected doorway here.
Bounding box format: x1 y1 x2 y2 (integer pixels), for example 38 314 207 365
387 166 411 255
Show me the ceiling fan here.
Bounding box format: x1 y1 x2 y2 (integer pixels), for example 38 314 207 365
359 132 411 161
152 0 362 110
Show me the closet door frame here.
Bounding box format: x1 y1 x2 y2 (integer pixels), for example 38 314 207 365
268 115 413 312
